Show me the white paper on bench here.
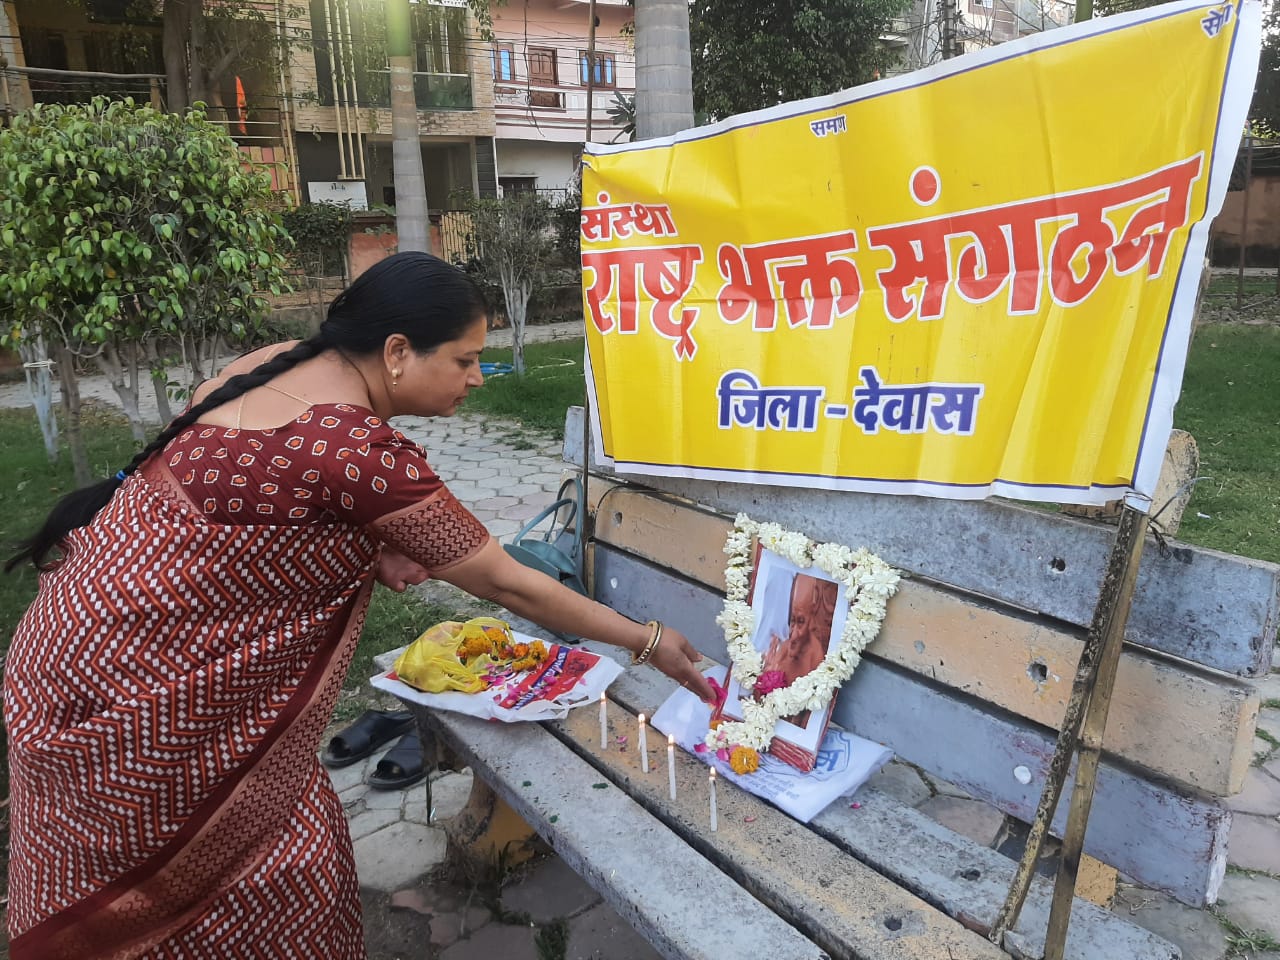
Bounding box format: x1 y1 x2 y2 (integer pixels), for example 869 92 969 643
370 633 624 722
652 665 893 823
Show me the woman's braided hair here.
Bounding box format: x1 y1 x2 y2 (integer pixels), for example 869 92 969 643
7 252 489 571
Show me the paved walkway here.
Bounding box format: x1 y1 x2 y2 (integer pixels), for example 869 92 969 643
5 317 1279 958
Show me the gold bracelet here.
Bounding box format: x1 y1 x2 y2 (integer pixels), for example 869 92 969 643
631 620 663 666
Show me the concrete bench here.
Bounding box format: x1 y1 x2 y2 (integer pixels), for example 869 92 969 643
392 406 1279 960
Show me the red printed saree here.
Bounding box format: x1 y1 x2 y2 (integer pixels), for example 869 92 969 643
4 473 379 959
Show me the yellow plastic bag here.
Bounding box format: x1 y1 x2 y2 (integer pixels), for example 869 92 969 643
393 617 515 694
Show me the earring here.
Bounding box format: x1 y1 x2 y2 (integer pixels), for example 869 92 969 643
392 368 401 389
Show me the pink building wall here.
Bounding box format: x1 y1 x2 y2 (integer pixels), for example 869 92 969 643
490 0 635 145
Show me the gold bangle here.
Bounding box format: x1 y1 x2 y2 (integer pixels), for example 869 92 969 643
632 620 663 666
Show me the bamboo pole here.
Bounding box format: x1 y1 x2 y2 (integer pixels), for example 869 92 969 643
1042 501 1150 960
580 0 598 594
989 497 1151 947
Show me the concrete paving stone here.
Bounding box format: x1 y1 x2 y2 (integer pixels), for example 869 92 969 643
458 450 496 462
389 887 432 916
1266 756 1280 780
1257 708 1280 741
430 912 464 948
338 783 369 806
1227 813 1280 873
916 795 1006 847
1254 736 1275 761
1228 767 1280 816
1112 885 1229 960
324 758 371 794
1216 872 1280 941
462 904 492 934
865 761 932 807
470 508 498 524
474 496 519 510
403 791 430 825
363 786 407 812
565 901 662 960
504 464 543 479
500 856 602 924
456 466 500 481
488 520 521 541
360 886 432 958
353 821 448 892
439 920 539 960
428 770 475 822
347 807 403 842
498 503 544 522
492 482 545 498
1255 671 1280 703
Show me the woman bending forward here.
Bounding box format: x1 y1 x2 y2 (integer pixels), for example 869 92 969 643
3 252 714 960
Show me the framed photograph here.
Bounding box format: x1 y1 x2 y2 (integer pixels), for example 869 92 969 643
714 545 849 771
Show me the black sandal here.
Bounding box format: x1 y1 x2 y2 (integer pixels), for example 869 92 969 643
321 709 415 769
367 730 427 791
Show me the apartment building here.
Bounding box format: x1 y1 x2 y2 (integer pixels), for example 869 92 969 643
490 0 634 196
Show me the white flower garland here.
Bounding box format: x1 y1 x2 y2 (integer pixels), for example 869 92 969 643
709 514 901 752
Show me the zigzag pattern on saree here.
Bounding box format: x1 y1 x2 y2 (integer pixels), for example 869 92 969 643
4 480 374 951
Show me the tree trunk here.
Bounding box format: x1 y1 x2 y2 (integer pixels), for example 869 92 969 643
97 342 148 443
58 345 91 486
634 0 695 139
19 339 59 463
505 279 531 377
163 0 190 113
387 0 432 252
188 0 210 108
146 340 174 424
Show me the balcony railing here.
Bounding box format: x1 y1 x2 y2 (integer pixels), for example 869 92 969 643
362 70 474 111
495 83 565 110
204 105 286 145
1 66 164 115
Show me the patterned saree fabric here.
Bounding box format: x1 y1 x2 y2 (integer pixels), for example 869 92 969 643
3 404 490 959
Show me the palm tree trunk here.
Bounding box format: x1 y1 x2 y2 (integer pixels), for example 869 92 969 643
387 0 431 253
634 0 695 139
163 0 190 113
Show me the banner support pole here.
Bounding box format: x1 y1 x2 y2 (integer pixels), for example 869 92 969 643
989 497 1150 951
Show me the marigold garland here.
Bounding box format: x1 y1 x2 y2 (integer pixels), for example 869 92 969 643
708 515 901 754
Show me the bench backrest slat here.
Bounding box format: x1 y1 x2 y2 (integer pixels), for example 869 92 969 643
565 407 1280 677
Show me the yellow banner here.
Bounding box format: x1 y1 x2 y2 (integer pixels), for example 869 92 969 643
582 0 1260 505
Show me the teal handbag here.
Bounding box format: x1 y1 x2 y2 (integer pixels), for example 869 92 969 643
503 475 587 597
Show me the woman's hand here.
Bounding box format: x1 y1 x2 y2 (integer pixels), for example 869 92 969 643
376 546 431 593
649 625 716 705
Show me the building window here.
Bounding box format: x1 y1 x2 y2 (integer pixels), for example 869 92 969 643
412 3 469 75
493 43 516 81
500 176 537 196
579 51 615 87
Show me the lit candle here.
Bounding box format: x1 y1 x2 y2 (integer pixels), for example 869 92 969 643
668 734 677 800
709 767 718 832
639 713 649 773
599 692 608 750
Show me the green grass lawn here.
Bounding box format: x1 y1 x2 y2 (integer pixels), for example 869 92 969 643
464 338 586 438
1173 323 1280 562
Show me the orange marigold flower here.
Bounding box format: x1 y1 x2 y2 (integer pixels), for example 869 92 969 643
459 634 493 659
512 642 530 659
529 640 548 660
512 656 537 672
729 746 760 775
